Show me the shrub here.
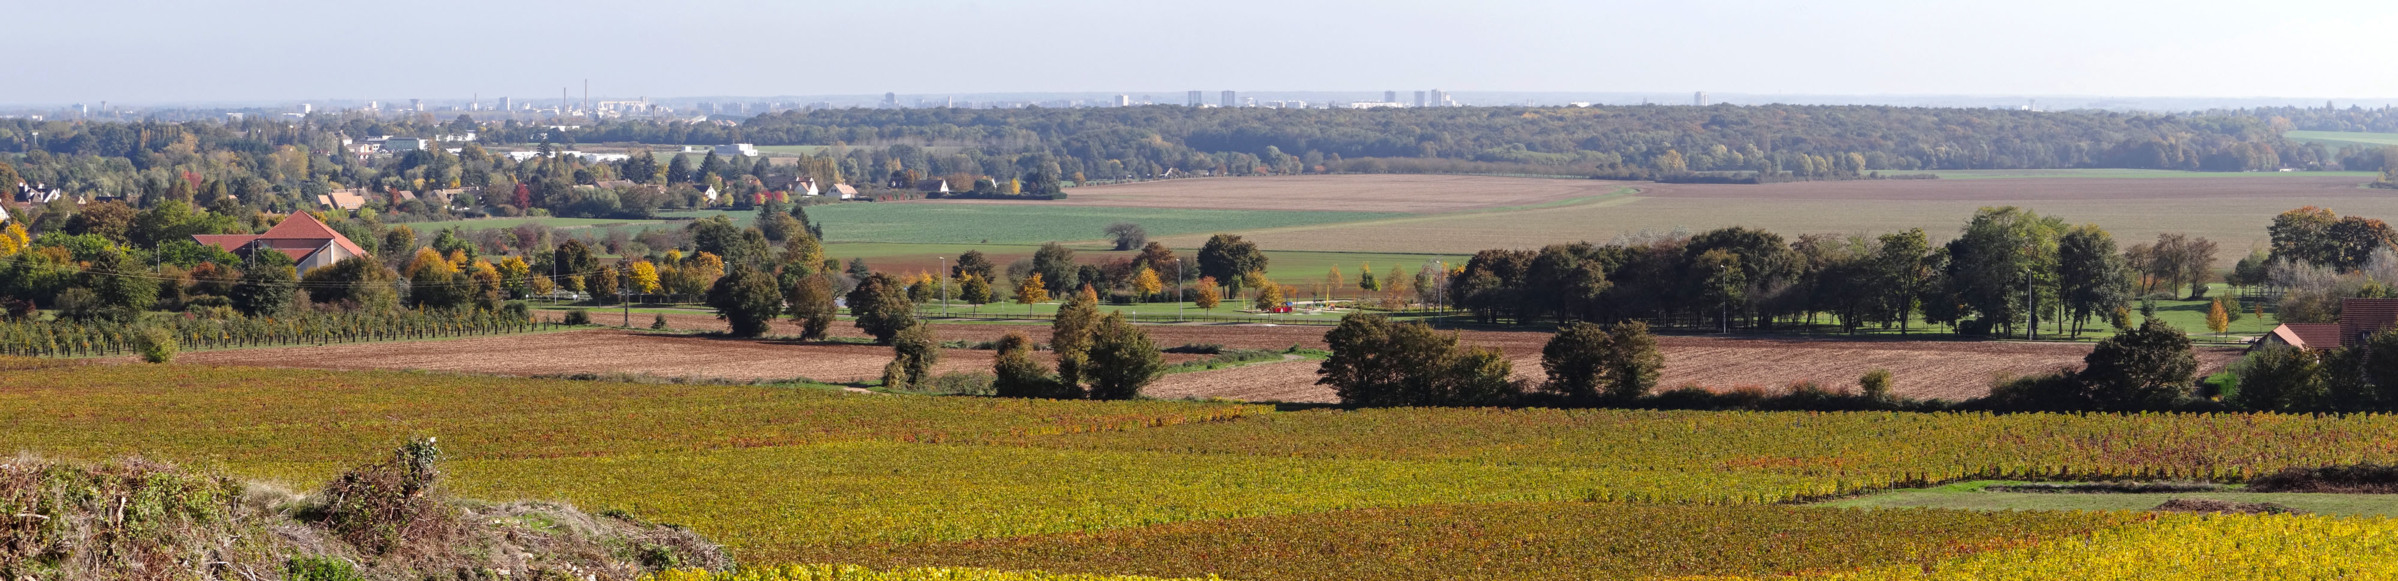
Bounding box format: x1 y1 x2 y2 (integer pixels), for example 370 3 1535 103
1320 313 1521 406
1084 313 1164 400
564 309 593 325
887 323 941 389
1859 368 1893 400
312 438 451 556
918 372 997 396
502 301 531 321
135 325 177 363
286 556 364 581
652 313 670 330
2078 317 2199 410
993 332 1064 398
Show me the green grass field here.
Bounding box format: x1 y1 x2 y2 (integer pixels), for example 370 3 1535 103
1815 480 2398 517
659 204 1406 245
2286 130 2398 149
1920 168 2380 180
400 216 667 231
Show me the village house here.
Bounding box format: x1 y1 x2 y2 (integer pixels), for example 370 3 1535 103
191 212 368 274
2256 298 2398 350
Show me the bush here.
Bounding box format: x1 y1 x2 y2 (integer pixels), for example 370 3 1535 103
502 301 531 321
564 309 593 325
652 313 670 330
1859 369 1893 400
1321 313 1522 406
286 556 364 581
917 372 996 396
135 326 177 363
993 332 1065 398
313 438 450 555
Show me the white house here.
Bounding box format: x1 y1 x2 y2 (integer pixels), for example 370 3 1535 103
702 186 720 204
714 143 759 157
831 184 859 200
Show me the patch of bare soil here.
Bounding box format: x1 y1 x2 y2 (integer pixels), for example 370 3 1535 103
166 329 996 384
1642 176 2368 202
533 316 2240 402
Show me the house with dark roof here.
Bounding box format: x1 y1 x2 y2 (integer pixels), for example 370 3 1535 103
2257 298 2398 350
192 212 368 274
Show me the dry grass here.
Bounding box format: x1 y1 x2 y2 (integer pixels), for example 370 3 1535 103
1140 175 2395 266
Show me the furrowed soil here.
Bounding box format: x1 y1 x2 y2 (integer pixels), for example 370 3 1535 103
158 329 998 384
535 314 2241 402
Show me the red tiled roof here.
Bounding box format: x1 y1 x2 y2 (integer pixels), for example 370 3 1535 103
2271 323 2344 350
190 212 368 265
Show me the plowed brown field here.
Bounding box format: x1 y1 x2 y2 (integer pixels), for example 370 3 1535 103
164 329 997 384
579 314 2242 402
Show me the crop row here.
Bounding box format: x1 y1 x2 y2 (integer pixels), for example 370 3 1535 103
0 308 547 357
791 503 2133 581
1757 513 2398 581
437 442 1857 558
0 366 1256 470
645 565 1207 581
1005 406 2398 483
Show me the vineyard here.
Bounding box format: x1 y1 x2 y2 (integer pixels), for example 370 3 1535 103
6 364 2398 578
0 309 552 357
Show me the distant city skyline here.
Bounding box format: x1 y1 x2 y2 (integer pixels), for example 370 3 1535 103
9 0 2396 107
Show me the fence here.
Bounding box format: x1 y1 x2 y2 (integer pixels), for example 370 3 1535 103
0 311 553 358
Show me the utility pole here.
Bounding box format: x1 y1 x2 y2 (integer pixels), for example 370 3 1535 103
1177 258 1186 322
2025 266 2036 341
938 256 948 318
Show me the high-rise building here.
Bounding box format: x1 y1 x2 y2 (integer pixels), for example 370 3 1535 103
410 98 423 112
300 103 313 114
1385 91 1397 103
1115 94 1131 107
1415 91 1427 107
883 92 898 108
1694 91 1708 106
1429 89 1449 107
500 96 512 111
1221 90 1237 108
1187 91 1202 107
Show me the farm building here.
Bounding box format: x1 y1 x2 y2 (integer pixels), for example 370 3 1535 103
2257 298 2398 350
191 212 369 274
831 184 859 200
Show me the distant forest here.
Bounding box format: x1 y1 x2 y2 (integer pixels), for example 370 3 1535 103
5 104 2398 216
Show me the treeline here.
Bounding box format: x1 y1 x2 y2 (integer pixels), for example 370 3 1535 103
1444 206 2244 337
7 104 2391 231
1316 311 2386 414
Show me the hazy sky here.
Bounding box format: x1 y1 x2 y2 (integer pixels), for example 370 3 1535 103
10 0 2395 105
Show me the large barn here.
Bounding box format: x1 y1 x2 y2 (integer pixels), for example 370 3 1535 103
192 212 368 274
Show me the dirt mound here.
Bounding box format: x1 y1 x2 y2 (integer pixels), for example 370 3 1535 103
2151 498 2306 515
0 444 725 580
2247 464 2398 494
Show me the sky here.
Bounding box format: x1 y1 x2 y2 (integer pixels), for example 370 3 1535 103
8 0 2397 106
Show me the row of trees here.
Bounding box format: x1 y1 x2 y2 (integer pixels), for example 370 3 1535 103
1319 311 2229 412
1448 207 2223 338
